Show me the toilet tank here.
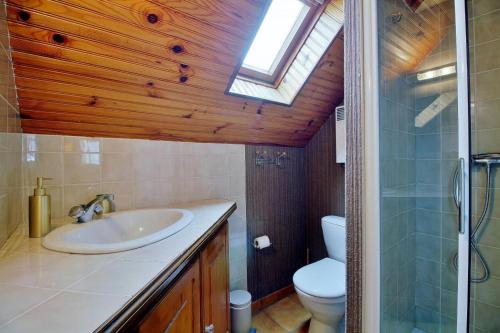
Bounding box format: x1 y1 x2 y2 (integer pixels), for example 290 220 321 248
322 216 346 263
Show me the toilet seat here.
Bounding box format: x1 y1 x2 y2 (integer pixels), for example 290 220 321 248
293 258 345 300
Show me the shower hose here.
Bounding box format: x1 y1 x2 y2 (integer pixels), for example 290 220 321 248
452 162 493 283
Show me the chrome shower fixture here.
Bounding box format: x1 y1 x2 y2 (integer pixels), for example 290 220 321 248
453 153 500 283
473 153 500 165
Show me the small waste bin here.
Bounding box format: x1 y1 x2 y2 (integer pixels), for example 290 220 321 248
230 290 252 333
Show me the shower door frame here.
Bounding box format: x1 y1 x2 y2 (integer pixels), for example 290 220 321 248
361 0 472 332
454 0 471 332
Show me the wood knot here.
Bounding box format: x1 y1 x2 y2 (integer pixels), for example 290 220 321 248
147 13 159 24
179 76 188 83
172 45 184 54
89 96 98 106
52 34 65 44
307 119 314 127
182 113 193 119
146 81 154 87
18 11 31 21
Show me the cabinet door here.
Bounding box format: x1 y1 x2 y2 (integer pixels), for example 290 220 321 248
139 259 201 333
201 223 229 333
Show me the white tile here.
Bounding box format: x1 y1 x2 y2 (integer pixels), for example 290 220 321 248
68 260 165 296
0 283 57 326
0 252 113 289
0 291 127 333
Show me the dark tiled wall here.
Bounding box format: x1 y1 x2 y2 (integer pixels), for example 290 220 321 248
305 112 345 262
468 0 500 331
245 145 306 299
0 2 22 249
245 114 346 300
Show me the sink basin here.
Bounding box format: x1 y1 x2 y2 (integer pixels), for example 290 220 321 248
42 208 193 254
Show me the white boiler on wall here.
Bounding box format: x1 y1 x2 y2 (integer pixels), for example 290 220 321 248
335 105 346 164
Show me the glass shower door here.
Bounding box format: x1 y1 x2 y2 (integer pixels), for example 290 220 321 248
377 0 471 332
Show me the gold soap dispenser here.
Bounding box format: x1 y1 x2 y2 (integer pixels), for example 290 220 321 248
29 177 52 238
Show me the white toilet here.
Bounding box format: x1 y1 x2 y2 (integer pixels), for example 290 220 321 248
293 216 346 333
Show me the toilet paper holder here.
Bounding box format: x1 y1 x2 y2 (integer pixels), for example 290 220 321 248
253 235 271 249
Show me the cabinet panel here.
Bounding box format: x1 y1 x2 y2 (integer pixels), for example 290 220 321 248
201 224 230 333
139 259 201 333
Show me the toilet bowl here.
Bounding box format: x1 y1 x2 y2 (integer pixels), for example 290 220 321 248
293 216 346 333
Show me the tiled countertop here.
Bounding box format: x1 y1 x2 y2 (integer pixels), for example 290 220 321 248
0 199 235 333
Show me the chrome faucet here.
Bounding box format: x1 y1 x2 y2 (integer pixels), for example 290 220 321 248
69 194 116 223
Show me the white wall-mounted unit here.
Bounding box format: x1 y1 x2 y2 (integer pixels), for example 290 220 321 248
335 105 346 164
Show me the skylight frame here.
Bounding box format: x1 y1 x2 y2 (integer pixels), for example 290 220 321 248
238 0 324 86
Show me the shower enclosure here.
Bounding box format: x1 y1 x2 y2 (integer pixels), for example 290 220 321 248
373 0 500 332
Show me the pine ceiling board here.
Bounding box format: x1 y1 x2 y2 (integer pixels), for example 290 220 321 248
14 74 330 122
379 0 453 76
8 0 346 146
142 0 264 33
7 0 242 65
18 97 319 135
5 6 236 74
22 119 310 146
16 86 322 133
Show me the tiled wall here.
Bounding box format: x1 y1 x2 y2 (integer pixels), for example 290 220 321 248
305 112 345 263
468 0 500 331
412 28 459 333
245 145 306 300
0 2 22 249
379 71 417 332
378 1 418 326
19 134 248 290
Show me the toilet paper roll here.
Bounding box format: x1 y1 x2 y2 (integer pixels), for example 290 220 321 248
253 235 271 249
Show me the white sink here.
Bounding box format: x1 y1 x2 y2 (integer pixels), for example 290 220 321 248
42 208 193 254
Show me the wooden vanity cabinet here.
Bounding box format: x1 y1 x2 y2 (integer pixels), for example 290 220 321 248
138 259 201 333
137 223 229 333
201 222 229 333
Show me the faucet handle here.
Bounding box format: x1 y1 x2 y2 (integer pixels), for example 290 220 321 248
93 203 104 214
69 205 84 219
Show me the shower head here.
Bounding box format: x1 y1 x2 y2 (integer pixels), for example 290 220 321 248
473 153 500 166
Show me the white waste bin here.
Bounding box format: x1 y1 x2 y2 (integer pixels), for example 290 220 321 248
230 290 252 333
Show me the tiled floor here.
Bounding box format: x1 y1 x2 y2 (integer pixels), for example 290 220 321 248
252 293 312 333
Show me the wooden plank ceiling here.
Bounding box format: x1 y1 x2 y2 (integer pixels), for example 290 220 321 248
379 0 454 79
4 0 345 147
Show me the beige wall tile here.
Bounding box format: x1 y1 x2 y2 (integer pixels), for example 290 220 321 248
23 152 63 187
63 153 101 185
134 180 160 209
100 182 134 211
63 136 101 153
102 138 133 153
23 134 62 153
101 153 132 182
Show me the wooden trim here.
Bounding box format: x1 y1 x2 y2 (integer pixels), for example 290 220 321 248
344 1 363 332
97 203 236 333
251 284 295 313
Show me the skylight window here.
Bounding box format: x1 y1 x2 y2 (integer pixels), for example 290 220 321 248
242 0 310 75
226 0 343 106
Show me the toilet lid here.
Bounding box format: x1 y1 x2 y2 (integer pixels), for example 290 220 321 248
293 258 345 298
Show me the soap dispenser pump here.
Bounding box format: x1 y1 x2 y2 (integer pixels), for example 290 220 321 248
29 177 52 238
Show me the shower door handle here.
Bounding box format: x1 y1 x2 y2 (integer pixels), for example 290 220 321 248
457 157 466 234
